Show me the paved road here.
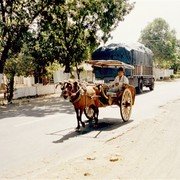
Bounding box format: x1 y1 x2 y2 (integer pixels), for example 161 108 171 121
0 79 180 178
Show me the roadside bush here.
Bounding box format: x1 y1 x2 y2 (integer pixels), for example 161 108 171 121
174 74 180 79
170 74 175 79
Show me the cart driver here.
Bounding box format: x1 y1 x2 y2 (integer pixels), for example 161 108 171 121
106 67 129 105
108 67 129 92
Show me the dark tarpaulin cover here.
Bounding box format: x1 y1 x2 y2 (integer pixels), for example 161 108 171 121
92 43 153 80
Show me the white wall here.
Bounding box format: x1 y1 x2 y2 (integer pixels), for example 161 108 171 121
53 70 70 83
154 68 174 80
13 86 36 99
53 69 95 83
14 76 35 87
0 74 8 85
13 84 62 99
1 75 62 101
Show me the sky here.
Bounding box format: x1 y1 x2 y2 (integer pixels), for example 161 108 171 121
107 0 180 45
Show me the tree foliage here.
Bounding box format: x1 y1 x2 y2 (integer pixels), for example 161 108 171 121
0 0 134 101
1 0 134 75
3 44 35 102
139 18 177 68
0 0 65 73
172 40 180 73
35 0 134 73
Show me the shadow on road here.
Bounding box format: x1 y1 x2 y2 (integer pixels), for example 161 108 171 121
52 118 133 143
0 96 74 119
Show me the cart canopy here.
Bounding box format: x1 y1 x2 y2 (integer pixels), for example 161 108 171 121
86 60 134 69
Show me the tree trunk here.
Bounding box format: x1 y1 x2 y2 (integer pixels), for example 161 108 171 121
0 61 5 74
174 65 178 74
64 56 71 73
77 70 80 80
0 36 12 73
64 63 71 73
75 65 80 80
7 72 15 103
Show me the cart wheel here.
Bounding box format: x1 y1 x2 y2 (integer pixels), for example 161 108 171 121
120 88 133 122
84 107 95 120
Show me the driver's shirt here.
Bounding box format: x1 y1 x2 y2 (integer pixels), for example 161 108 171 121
112 75 129 87
108 75 129 93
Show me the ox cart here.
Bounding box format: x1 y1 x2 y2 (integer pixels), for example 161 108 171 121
84 60 136 122
59 60 135 130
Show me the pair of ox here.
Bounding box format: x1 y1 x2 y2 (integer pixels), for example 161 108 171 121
57 80 135 131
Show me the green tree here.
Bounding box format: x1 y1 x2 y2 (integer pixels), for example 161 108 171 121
37 0 134 73
139 18 177 68
0 0 65 74
46 61 62 80
172 40 180 73
4 51 35 102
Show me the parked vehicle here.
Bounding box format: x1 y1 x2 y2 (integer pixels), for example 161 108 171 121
92 43 155 93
